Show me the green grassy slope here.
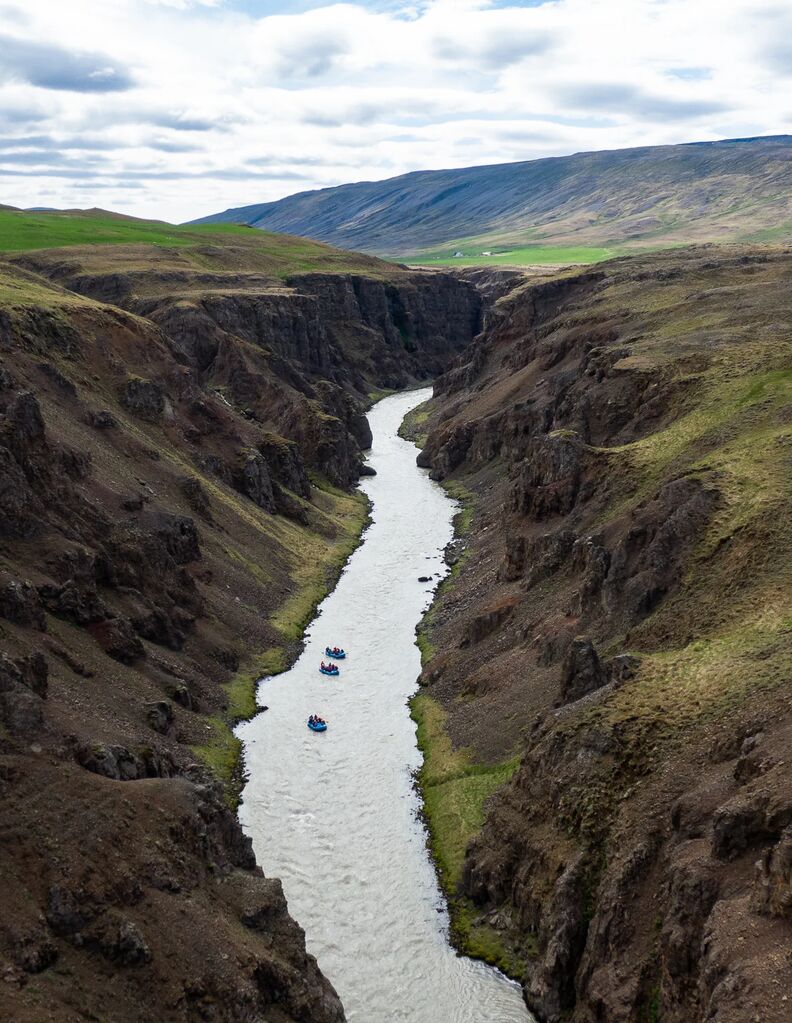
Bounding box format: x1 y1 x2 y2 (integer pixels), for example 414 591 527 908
0 208 248 250
0 208 402 280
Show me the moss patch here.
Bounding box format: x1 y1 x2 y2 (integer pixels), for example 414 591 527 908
191 720 246 807
412 693 519 887
367 386 397 407
442 478 476 538
398 398 432 446
270 489 370 643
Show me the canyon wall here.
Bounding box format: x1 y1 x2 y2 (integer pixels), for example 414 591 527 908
0 244 481 1022
415 246 792 1023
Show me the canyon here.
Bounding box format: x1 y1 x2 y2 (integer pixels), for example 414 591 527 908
1 210 790 1023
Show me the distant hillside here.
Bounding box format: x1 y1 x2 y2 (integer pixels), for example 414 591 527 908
192 135 792 264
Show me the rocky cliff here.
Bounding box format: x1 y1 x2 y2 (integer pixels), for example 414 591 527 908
12 243 481 486
414 246 792 1023
0 234 481 1022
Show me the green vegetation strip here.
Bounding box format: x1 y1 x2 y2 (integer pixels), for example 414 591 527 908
410 693 522 975
411 244 614 268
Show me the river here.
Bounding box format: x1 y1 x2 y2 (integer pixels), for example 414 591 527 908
237 389 532 1023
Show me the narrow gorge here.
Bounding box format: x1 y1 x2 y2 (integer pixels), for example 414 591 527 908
1 225 790 1023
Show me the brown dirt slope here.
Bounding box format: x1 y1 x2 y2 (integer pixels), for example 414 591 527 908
415 245 792 1023
0 237 481 1021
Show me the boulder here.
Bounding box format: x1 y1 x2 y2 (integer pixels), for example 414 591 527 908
172 682 193 709
19 651 48 698
120 377 166 423
145 700 174 735
349 410 373 450
0 651 47 734
712 798 769 860
607 653 641 684
122 494 145 512
47 886 90 936
132 606 187 651
0 686 43 735
14 932 58 974
86 409 118 430
38 578 108 625
75 742 176 780
179 476 213 521
76 743 144 781
88 617 145 663
114 920 152 966
560 637 606 703
234 451 276 513
0 575 46 630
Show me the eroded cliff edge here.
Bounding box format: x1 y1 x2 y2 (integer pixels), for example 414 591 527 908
414 246 792 1023
0 236 481 1022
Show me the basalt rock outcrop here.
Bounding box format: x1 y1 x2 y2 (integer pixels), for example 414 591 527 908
415 246 792 1023
14 244 482 488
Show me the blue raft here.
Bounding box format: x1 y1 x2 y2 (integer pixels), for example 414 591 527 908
325 647 346 659
307 719 327 732
319 665 339 676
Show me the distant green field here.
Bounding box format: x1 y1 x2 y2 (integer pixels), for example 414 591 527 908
411 244 614 268
0 209 254 252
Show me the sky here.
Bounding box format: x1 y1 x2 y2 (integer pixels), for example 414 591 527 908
0 0 789 223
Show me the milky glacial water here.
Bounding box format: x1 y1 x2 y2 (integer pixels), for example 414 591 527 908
237 389 532 1023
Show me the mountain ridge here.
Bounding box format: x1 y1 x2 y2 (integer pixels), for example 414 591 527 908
191 135 792 261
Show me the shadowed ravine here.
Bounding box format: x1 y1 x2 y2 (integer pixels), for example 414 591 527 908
237 390 531 1022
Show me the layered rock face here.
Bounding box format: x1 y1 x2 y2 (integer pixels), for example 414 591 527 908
0 244 480 1022
14 245 481 486
415 247 792 1022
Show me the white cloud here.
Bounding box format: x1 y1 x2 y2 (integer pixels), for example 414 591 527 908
0 0 788 222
